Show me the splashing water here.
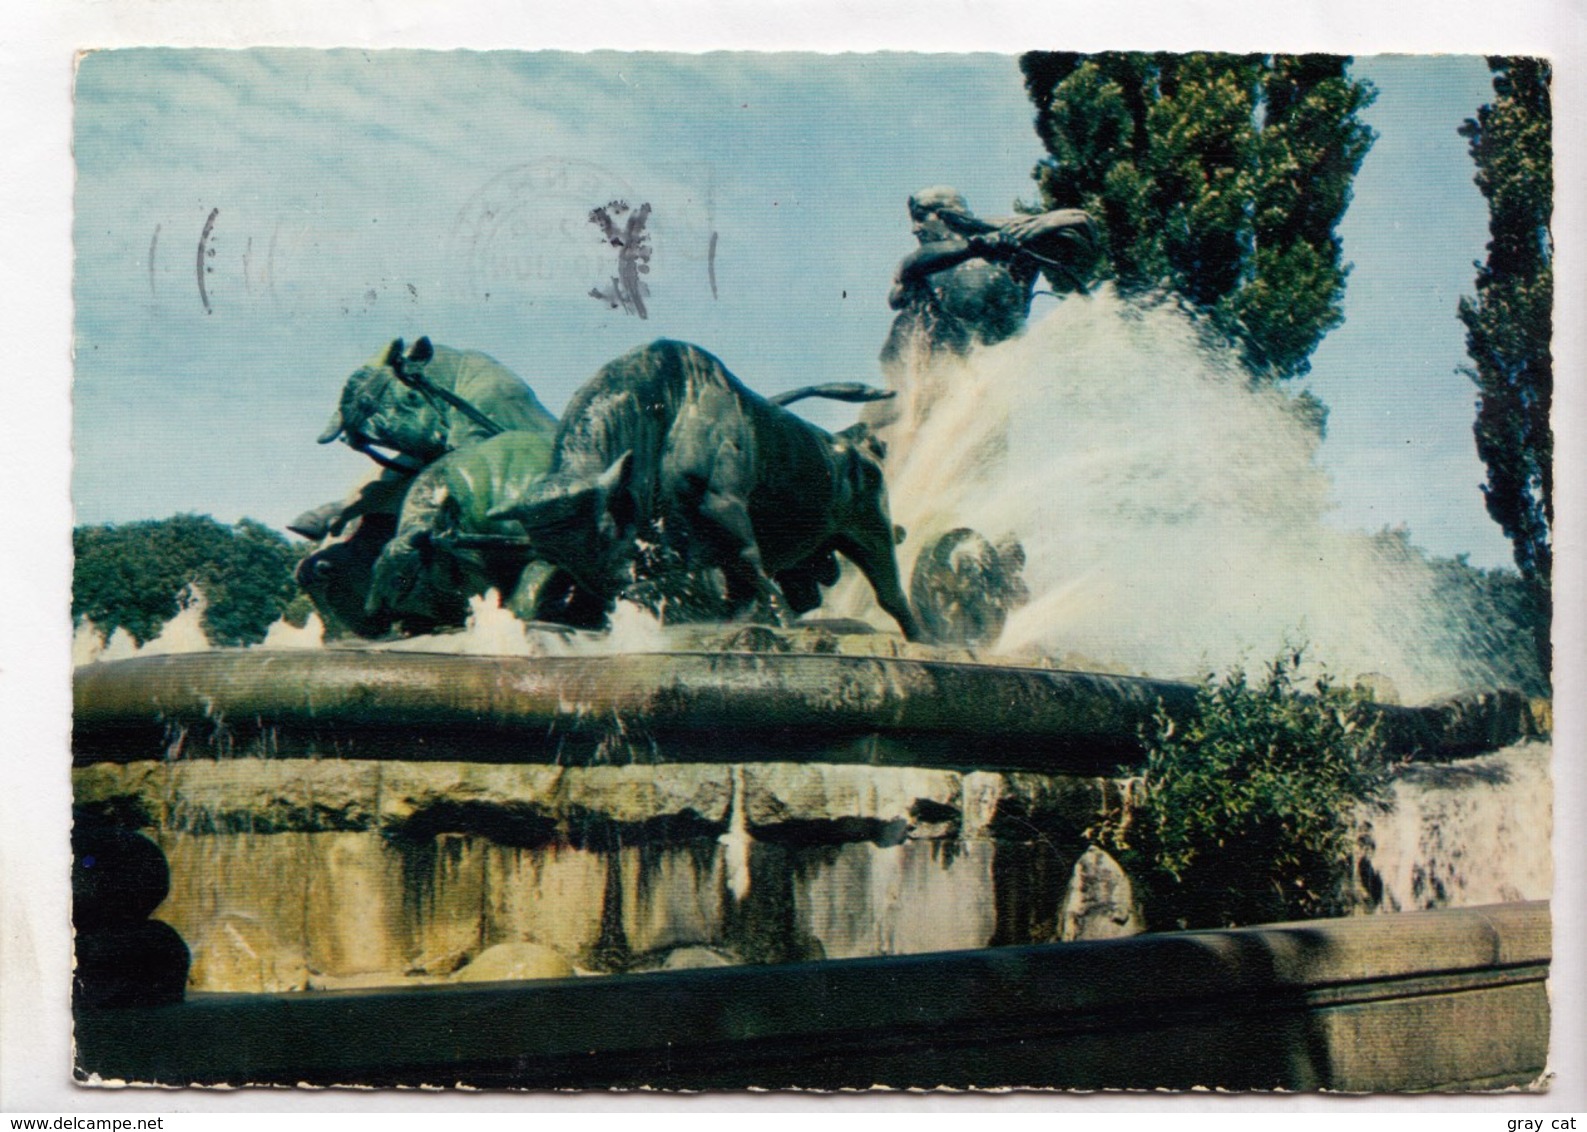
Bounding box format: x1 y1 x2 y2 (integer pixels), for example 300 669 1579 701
139 586 215 656
83 585 676 663
605 599 671 653
719 764 753 902
831 289 1505 702
75 586 214 666
376 592 670 658
258 612 326 650
72 619 111 666
1357 741 1551 912
379 591 555 656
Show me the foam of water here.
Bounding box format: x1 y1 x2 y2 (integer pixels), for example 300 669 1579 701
605 600 671 653
87 583 677 663
831 289 1502 702
719 765 752 902
137 587 214 657
377 592 670 658
258 612 327 650
1357 741 1551 912
75 586 215 666
72 619 109 667
376 591 556 656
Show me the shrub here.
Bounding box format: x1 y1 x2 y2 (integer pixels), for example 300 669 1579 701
73 514 303 647
1099 650 1389 930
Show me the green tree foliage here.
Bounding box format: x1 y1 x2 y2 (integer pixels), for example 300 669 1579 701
73 514 303 647
1020 52 1376 383
1458 57 1552 684
1098 651 1388 930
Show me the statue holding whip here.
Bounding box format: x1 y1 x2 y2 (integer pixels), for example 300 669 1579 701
881 185 1096 365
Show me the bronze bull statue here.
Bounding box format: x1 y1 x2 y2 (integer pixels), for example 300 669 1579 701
291 338 560 636
315 337 558 467
490 340 922 640
366 429 603 631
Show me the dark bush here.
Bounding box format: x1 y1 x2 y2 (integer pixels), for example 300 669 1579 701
1099 650 1389 930
73 514 302 647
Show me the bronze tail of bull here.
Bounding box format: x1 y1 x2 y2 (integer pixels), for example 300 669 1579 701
769 383 896 407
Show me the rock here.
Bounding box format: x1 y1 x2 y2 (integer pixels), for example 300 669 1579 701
553 765 733 830
958 771 1112 843
742 763 960 833
451 941 575 983
406 945 473 977
376 763 565 831
906 798 961 840
304 832 407 978
71 762 163 826
187 912 309 993
628 945 739 973
1059 846 1142 942
168 757 381 834
660 946 737 970
378 763 733 835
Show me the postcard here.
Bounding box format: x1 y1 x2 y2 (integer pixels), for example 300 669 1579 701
56 44 1559 1094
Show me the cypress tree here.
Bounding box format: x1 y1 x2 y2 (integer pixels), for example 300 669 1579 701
1019 52 1376 384
1457 56 1553 683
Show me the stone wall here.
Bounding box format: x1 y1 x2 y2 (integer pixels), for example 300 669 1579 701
74 738 1551 994
74 759 1131 991
74 901 1551 1090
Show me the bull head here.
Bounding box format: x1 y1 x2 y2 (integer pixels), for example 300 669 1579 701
318 338 449 466
487 452 637 596
365 528 464 624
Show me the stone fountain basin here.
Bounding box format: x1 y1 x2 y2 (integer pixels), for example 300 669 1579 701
71 648 1543 993
72 649 1536 770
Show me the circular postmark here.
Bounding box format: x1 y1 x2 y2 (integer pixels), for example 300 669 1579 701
450 158 638 302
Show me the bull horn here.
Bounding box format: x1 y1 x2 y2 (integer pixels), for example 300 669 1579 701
317 410 345 444
596 451 635 495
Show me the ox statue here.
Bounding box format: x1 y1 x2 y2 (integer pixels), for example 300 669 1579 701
364 429 601 631
490 340 922 640
316 337 558 467
291 337 560 636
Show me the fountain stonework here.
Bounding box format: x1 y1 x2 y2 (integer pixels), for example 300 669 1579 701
73 642 1545 996
72 640 1551 1090
72 645 1173 992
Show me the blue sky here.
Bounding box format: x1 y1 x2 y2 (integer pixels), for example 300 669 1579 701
72 49 1516 568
